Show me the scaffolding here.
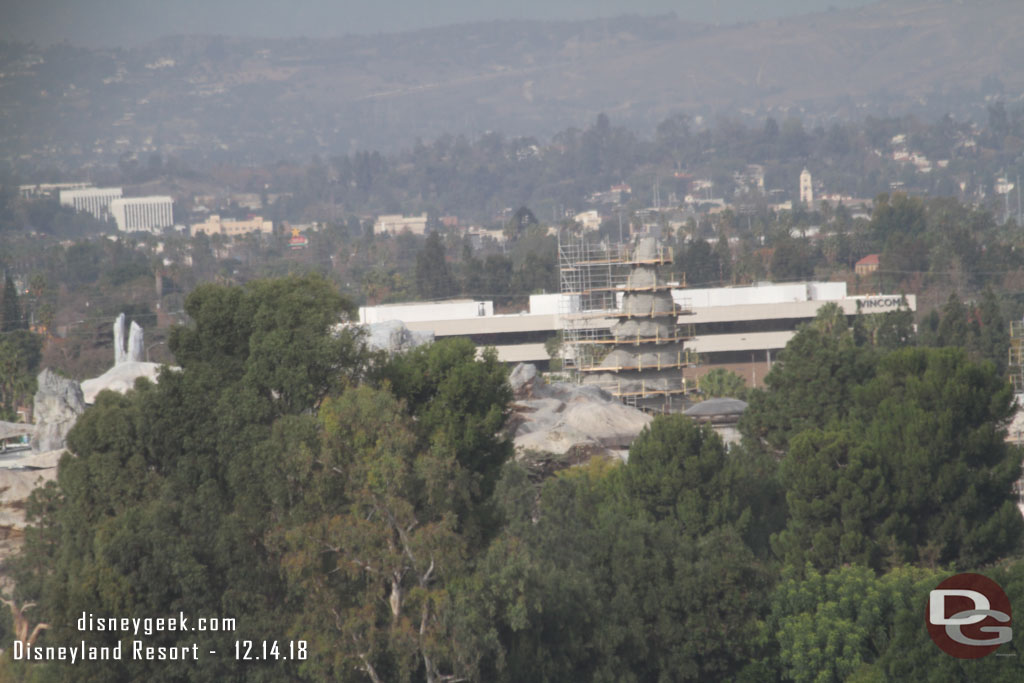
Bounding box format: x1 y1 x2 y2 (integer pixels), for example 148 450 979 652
1010 320 1024 393
558 232 695 412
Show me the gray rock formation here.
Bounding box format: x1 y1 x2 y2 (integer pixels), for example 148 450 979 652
80 361 164 404
113 313 145 364
127 321 144 362
113 313 127 365
0 468 58 529
508 362 539 398
507 363 652 472
365 320 434 354
30 369 85 452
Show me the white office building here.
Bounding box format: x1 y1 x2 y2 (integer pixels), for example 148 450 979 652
59 187 123 220
358 282 916 388
109 196 174 233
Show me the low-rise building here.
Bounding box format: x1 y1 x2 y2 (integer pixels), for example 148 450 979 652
676 282 915 388
374 214 428 236
360 296 559 365
855 254 880 276
191 215 273 237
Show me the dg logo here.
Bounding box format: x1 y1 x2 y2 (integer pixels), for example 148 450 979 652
927 573 1012 659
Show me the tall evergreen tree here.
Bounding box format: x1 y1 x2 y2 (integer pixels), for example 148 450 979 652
1 274 22 332
415 232 456 301
774 347 1023 572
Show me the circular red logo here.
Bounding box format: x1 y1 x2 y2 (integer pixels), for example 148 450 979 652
927 573 1012 659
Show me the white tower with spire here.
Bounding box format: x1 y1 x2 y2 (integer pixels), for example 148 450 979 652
799 168 814 206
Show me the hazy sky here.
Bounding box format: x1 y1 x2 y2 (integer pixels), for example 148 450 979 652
2 0 881 48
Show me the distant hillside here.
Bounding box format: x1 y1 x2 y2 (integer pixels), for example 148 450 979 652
1 1 1022 167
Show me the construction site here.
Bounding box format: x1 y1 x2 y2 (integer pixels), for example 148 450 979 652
558 233 697 413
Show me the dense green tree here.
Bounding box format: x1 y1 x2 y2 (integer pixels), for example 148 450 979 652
756 560 1024 682
763 564 945 683
974 287 1010 374
464 420 772 682
870 559 1024 681
698 367 749 399
623 417 748 532
9 275 367 682
1 275 22 332
774 347 1023 572
770 236 813 281
852 300 915 350
378 338 513 545
0 329 42 418
278 386 469 683
741 303 877 454
919 290 1010 373
415 232 456 301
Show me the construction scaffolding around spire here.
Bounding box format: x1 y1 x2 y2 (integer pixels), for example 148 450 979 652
1010 320 1024 394
558 232 696 412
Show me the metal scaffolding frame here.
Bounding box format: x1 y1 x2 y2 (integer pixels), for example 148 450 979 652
558 231 695 412
1011 320 1024 393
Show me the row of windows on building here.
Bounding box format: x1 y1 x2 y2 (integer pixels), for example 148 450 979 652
58 187 173 233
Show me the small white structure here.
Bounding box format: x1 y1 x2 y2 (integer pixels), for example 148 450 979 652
109 196 174 233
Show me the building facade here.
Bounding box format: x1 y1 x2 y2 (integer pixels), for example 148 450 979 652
109 196 174 233
191 215 273 237
23 182 92 198
59 187 123 220
358 282 915 395
374 214 428 236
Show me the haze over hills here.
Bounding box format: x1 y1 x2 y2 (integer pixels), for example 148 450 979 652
1 0 1021 169
1 0 882 48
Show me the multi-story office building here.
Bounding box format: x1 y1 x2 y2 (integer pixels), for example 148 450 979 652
358 282 915 391
59 187 123 220
109 196 174 233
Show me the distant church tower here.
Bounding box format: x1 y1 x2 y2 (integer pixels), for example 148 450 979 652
799 168 814 206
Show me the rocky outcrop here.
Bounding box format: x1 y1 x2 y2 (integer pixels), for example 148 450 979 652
113 313 145 364
0 468 58 529
114 312 127 365
507 363 652 475
365 320 434 355
80 361 163 404
29 369 85 452
127 321 144 362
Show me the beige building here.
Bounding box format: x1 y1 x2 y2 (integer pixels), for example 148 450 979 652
191 215 273 237
374 214 428 235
